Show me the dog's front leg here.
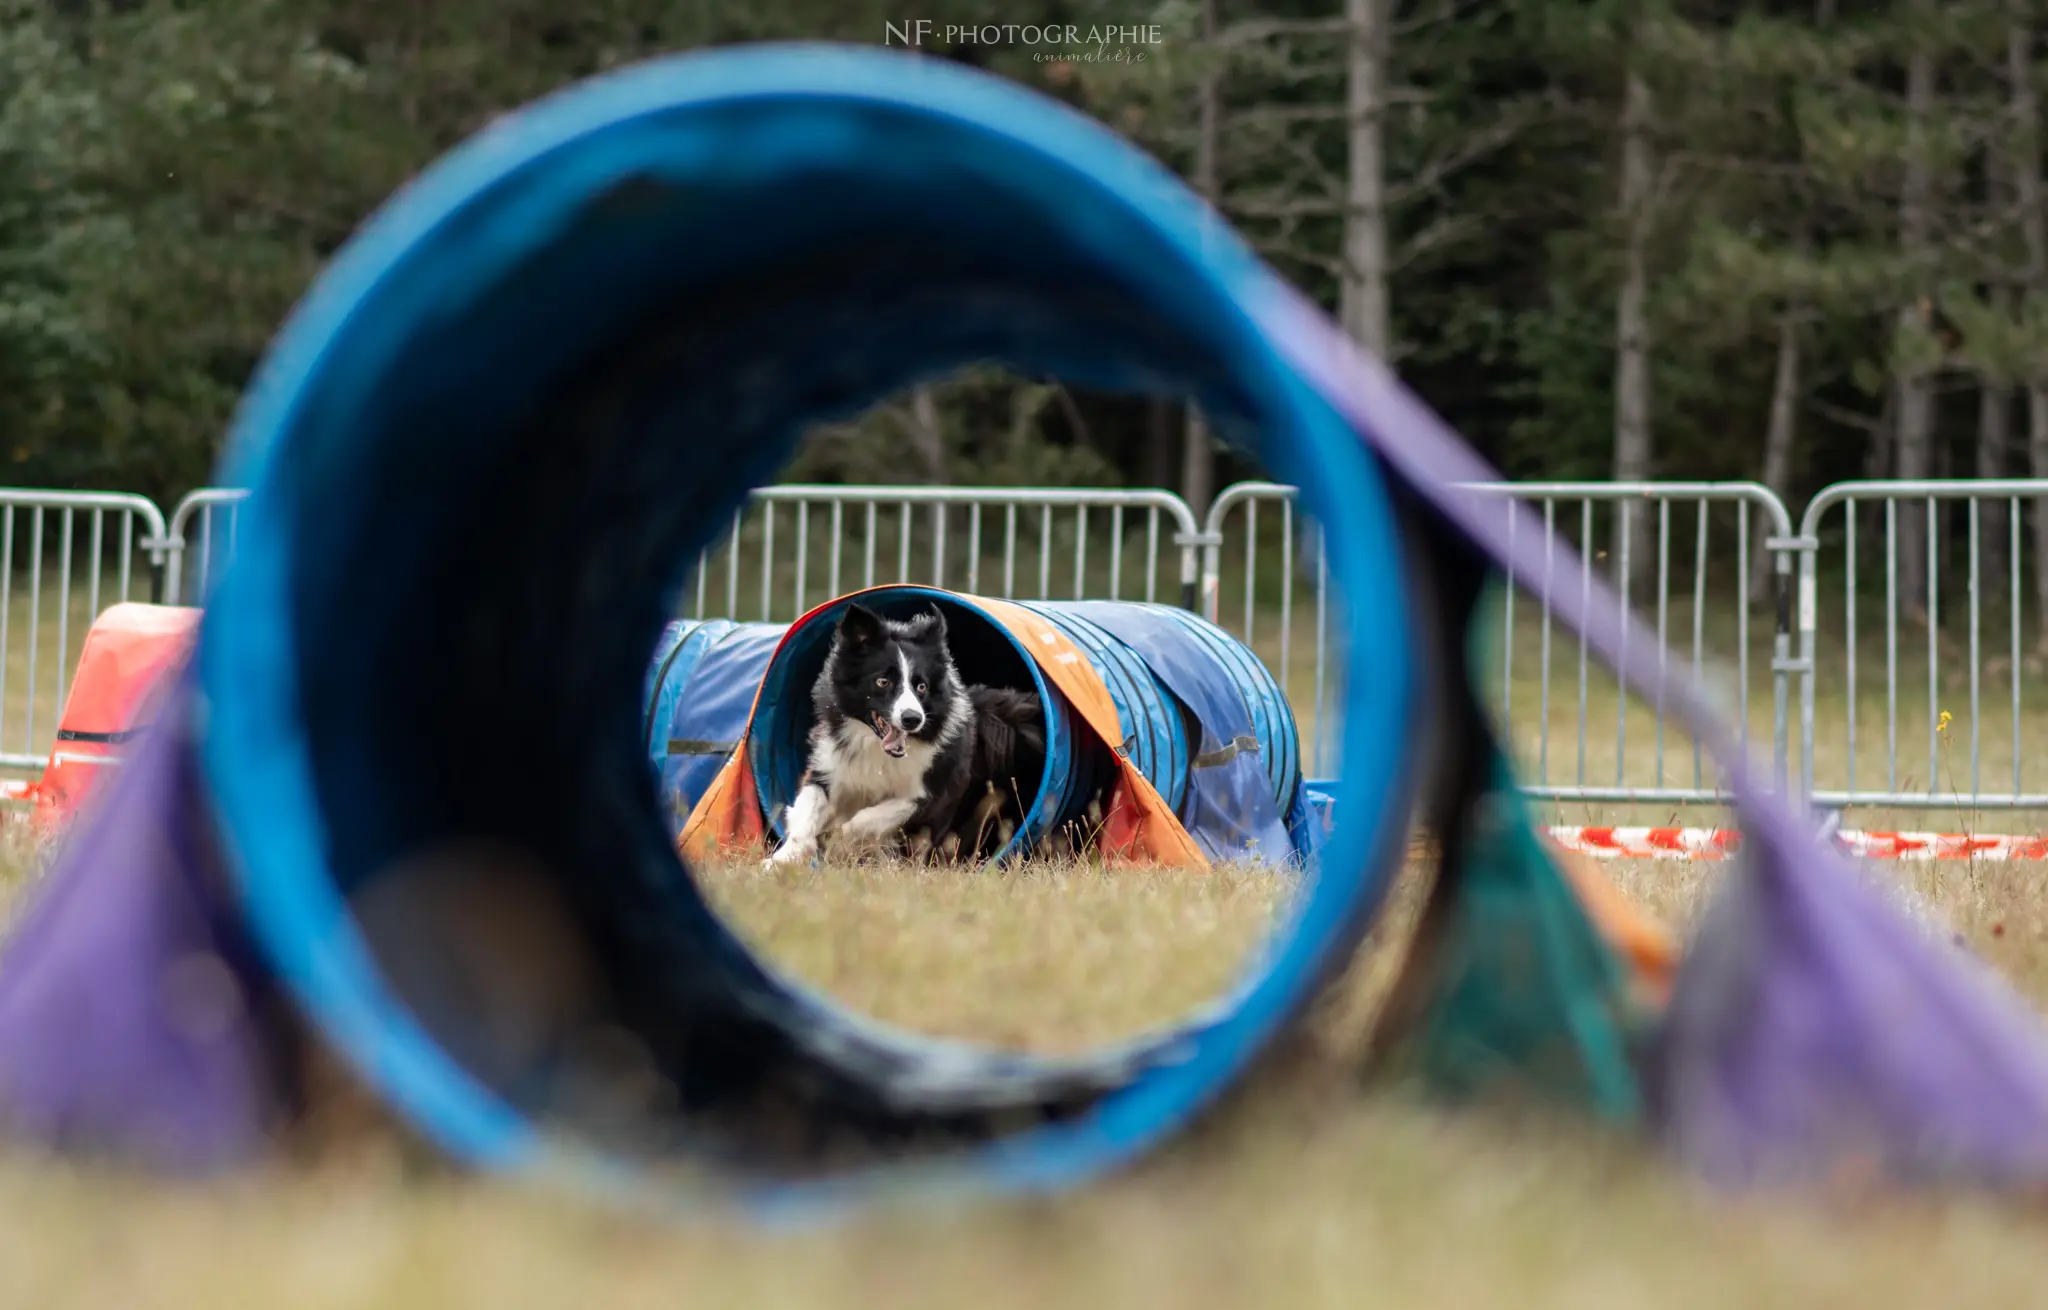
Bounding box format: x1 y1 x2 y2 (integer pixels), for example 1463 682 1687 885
767 783 829 867
840 797 920 845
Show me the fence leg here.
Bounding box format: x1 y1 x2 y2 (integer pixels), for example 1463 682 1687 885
1187 530 1223 617
1771 541 1792 794
1787 532 1819 804
150 544 174 607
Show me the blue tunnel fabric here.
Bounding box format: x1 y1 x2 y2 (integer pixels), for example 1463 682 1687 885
1032 602 1300 866
647 621 784 837
643 619 731 775
1023 604 1193 817
150 44 1421 1215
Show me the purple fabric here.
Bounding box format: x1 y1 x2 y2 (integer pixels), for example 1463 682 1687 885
1653 840 2048 1187
0 677 277 1171
1251 278 2048 1190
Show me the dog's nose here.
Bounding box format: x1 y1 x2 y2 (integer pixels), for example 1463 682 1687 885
900 709 924 733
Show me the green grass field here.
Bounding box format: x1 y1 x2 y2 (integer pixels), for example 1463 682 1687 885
4 834 2048 1309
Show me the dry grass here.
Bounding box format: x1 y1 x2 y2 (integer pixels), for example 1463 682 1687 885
4 829 2048 1308
9 1099 2048 1310
694 855 1296 1052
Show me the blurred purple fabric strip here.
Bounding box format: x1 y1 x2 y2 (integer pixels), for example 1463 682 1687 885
1250 275 2048 1191
1654 838 2048 1188
0 677 274 1170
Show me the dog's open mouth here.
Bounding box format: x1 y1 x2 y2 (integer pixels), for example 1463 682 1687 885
872 712 907 758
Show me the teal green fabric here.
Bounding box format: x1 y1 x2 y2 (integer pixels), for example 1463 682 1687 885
1384 754 1646 1122
1372 577 1647 1122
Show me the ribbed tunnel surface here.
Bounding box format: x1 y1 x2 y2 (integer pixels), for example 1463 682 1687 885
1025 603 1195 816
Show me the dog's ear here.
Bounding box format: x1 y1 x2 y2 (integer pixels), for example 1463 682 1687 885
921 604 947 643
837 603 886 647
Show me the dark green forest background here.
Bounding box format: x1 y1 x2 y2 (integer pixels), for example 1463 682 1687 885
1 0 2041 538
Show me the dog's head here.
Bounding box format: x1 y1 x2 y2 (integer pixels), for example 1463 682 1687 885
825 603 957 757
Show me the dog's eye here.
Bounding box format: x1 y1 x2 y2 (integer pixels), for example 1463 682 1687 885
875 676 890 689
915 681 928 695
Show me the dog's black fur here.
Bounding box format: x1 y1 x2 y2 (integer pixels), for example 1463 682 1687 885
942 684 1049 860
765 603 1046 865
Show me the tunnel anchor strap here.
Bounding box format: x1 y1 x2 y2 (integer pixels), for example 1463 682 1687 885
667 738 740 757
56 727 153 744
1192 735 1260 770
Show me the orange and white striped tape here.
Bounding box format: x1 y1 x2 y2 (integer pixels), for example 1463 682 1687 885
1548 825 2048 862
0 760 2036 861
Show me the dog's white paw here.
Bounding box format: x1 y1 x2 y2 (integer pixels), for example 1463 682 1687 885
765 843 812 868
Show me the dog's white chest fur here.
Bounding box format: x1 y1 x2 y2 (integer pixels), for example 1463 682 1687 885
766 720 939 865
813 719 935 814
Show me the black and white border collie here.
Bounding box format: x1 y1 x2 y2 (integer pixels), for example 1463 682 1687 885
765 603 1047 866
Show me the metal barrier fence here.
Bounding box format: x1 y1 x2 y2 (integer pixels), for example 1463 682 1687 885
1796 479 2048 810
0 491 170 771
1472 481 1797 805
42 476 2048 816
153 485 1209 615
163 488 247 606
1196 480 1798 802
675 485 1206 623
1197 483 1339 780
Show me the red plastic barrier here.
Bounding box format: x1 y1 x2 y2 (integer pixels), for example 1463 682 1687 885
32 603 201 827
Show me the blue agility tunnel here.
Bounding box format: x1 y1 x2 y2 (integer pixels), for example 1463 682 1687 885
0 40 1866 1219
0 43 1420 1216
654 588 1305 866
